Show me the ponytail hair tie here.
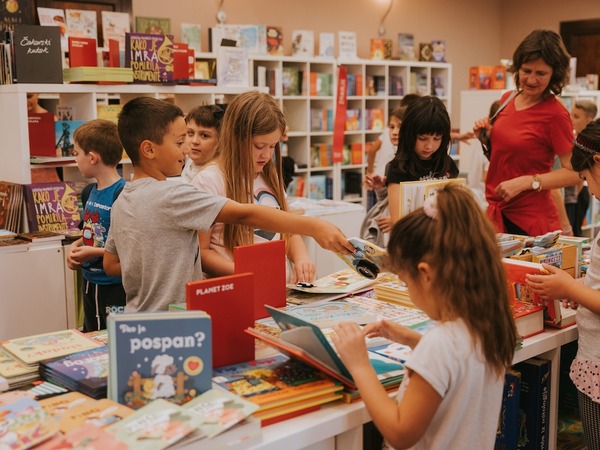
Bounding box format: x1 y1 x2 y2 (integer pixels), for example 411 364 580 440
423 192 438 220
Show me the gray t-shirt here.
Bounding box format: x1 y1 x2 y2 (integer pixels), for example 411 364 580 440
105 178 227 312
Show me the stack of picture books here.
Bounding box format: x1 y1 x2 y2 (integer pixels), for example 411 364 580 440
0 347 40 389
373 273 415 308
212 353 344 425
39 346 109 399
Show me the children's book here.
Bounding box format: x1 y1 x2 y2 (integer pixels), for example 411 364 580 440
397 33 415 60
286 267 377 295
185 273 255 368
266 25 283 55
13 24 63 83
398 178 466 217
39 391 96 418
291 30 314 57
58 398 134 433
107 310 212 409
234 240 286 319
65 9 97 40
125 32 175 83
0 396 60 449
212 354 343 411
68 36 97 67
338 31 357 59
23 181 81 232
180 22 201 53
246 305 405 391
101 11 130 49
345 295 431 329
106 398 201 450
35 423 128 450
55 120 86 157
281 301 377 328
216 45 249 87
135 16 171 34
180 388 259 439
1 329 101 366
319 32 335 58
337 237 387 279
28 112 56 157
36 7 68 51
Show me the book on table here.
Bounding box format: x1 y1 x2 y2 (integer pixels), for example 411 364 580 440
246 305 405 392
398 178 466 217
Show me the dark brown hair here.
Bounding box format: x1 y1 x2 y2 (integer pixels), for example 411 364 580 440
73 119 123 167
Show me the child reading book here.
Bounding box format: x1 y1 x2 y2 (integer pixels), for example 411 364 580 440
332 184 516 449
103 97 353 312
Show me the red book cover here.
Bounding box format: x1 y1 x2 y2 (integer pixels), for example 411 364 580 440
186 273 255 368
28 112 56 157
172 42 189 80
234 240 286 320
68 37 98 67
108 39 120 67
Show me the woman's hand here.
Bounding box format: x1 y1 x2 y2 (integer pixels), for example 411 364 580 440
495 175 532 202
473 117 491 134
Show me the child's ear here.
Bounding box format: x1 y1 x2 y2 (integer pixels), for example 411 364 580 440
140 140 155 159
88 151 100 164
593 154 600 165
416 261 433 283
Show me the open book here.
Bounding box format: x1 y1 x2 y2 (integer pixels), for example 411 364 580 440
399 178 466 217
246 305 404 391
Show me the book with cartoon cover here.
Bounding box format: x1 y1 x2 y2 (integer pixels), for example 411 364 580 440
287 267 377 295
107 310 212 409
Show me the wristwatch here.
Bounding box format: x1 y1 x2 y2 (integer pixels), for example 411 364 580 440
531 174 542 192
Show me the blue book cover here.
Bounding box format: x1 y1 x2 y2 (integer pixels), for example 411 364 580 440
54 120 86 157
107 310 212 409
495 371 521 450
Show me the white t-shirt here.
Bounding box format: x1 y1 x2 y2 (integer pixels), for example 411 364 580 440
389 319 504 450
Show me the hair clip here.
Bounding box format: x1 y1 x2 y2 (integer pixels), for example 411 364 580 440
574 134 600 155
423 193 438 220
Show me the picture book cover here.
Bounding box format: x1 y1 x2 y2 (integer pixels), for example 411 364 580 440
216 45 249 87
399 178 466 217
101 11 130 49
291 29 314 57
68 36 97 67
0 0 34 33
282 301 377 328
27 112 56 157
266 25 283 55
239 24 266 55
107 310 212 409
2 329 101 365
125 32 175 83
185 272 255 368
337 237 387 280
180 22 201 53
0 347 38 378
135 16 170 34
65 8 97 40
0 396 60 449
181 388 258 439
234 240 286 319
13 24 63 83
23 181 81 232
96 104 123 124
54 120 85 157
58 398 134 433
212 354 342 410
106 398 201 449
36 7 67 51
287 267 377 295
35 422 128 450
370 38 392 60
39 391 95 418
345 295 432 329
0 182 23 233
319 32 335 58
40 346 108 395
398 33 415 60
338 31 357 59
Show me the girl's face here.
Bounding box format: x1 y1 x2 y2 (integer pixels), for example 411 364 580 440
415 134 442 160
252 130 281 174
388 116 401 146
518 58 553 98
581 160 600 198
397 266 439 320
186 121 219 167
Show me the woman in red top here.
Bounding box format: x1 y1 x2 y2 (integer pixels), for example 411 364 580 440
474 29 580 235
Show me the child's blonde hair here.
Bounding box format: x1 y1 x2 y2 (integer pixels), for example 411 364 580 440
216 91 287 251
387 184 516 375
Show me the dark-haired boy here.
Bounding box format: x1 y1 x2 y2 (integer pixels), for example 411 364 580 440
67 119 126 330
104 97 353 312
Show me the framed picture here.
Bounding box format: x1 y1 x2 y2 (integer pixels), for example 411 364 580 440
35 0 132 47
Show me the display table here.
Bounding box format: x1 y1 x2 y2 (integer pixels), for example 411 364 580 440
249 325 579 450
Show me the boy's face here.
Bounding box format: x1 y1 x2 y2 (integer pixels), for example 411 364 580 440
186 120 219 167
152 117 189 178
72 142 94 178
570 106 593 134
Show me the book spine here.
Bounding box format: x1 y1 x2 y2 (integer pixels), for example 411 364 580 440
515 358 551 450
494 372 520 450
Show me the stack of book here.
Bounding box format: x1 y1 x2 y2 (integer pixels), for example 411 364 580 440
213 354 344 425
63 66 134 83
373 273 415 308
0 181 24 233
0 347 40 389
39 346 109 399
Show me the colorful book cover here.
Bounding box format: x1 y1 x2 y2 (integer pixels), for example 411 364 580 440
0 396 60 448
58 398 134 433
68 36 97 67
287 267 376 295
239 24 265 55
495 371 520 450
39 391 95 418
35 422 128 450
135 16 170 34
266 25 283 55
0 181 24 233
96 104 123 124
55 120 85 157
291 30 314 57
13 24 63 83
0 347 38 378
2 329 101 365
0 0 34 33
180 22 201 53
233 240 286 320
65 8 97 40
431 40 446 62
397 33 415 60
212 354 342 410
101 11 130 49
28 112 56 157
23 181 81 232
106 398 201 449
337 237 386 280
338 31 357 59
319 32 335 58
36 7 67 51
282 301 377 328
125 32 175 83
370 38 392 60
185 273 255 368
107 310 212 409
216 45 249 87
181 388 258 438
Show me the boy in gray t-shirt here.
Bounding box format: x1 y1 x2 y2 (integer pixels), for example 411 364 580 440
104 97 354 312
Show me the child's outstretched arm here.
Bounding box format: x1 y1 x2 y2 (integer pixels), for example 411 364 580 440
217 200 354 254
527 264 600 315
332 322 441 448
286 234 316 283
